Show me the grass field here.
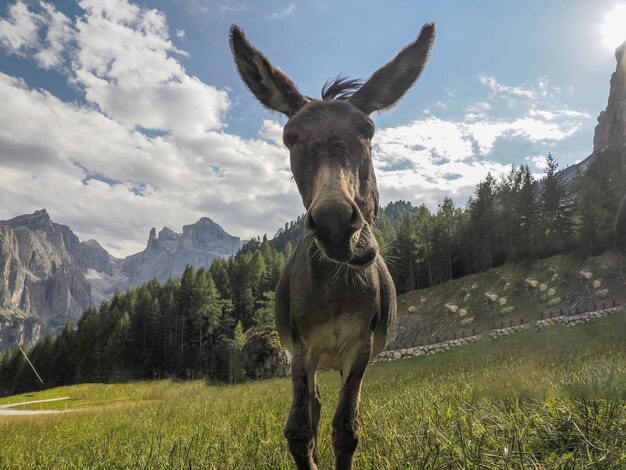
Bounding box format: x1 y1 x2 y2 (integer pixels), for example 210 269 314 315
1 314 625 469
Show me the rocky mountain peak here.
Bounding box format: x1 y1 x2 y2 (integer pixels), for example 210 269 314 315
182 217 237 253
158 227 178 240
593 40 626 153
120 216 241 291
615 41 626 64
83 239 103 248
3 208 53 231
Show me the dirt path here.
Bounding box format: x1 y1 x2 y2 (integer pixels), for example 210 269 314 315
0 397 71 416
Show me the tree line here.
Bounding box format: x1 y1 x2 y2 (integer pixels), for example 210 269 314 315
0 237 290 396
1 149 624 395
376 150 625 294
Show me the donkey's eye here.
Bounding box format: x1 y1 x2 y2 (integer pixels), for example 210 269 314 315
283 133 298 149
358 124 374 140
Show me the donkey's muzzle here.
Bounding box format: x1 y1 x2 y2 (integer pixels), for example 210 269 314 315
305 196 364 262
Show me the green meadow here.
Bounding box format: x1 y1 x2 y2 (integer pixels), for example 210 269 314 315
1 314 625 469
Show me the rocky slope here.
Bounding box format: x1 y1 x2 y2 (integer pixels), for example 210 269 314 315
0 211 241 351
393 252 625 349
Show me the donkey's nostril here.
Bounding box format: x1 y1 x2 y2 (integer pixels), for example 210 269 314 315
350 205 360 225
348 201 364 233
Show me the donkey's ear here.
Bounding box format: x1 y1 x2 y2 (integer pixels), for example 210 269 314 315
230 25 308 117
349 23 435 115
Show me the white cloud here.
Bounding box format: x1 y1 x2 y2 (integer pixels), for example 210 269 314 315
259 119 284 147
0 1 300 257
267 4 296 20
0 71 298 256
0 1 40 53
373 117 510 207
525 154 547 172
465 101 492 113
2 1 230 138
480 75 536 99
529 108 590 120
376 113 582 167
466 117 581 154
34 2 74 69
176 0 247 15
376 118 473 164
73 0 229 137
371 88 586 209
0 1 74 69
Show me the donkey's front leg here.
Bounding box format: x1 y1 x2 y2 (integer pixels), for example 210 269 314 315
285 350 318 470
310 381 322 465
332 338 372 470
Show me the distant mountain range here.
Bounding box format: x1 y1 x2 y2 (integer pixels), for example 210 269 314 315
0 209 243 350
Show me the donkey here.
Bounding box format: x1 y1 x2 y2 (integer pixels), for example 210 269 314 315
230 24 435 469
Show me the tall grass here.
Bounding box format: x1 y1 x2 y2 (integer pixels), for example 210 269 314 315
1 314 625 469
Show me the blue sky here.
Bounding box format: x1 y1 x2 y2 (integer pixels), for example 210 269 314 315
0 0 624 256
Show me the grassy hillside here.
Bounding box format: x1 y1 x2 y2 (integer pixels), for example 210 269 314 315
1 313 625 469
394 252 626 346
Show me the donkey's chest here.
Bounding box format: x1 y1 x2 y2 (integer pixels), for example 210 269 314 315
303 313 372 369
303 311 369 347
291 282 377 337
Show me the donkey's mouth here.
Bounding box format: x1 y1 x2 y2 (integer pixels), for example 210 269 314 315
347 225 378 267
347 246 377 267
311 225 378 269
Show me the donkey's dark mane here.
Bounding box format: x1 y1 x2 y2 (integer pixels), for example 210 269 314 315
320 76 363 101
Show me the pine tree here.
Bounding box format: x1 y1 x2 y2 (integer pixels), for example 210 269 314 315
469 173 497 270
52 322 76 386
0 349 21 396
432 197 456 283
74 307 101 382
177 266 196 375
104 312 130 380
233 321 246 350
254 291 275 329
414 205 434 288
573 151 624 254
518 165 540 259
541 153 573 254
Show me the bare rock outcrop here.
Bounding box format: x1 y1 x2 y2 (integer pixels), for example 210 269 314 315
0 210 110 349
593 42 626 153
560 41 626 186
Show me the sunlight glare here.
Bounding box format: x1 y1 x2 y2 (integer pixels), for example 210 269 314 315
601 4 626 50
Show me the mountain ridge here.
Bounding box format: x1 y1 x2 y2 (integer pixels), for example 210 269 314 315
0 210 242 351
